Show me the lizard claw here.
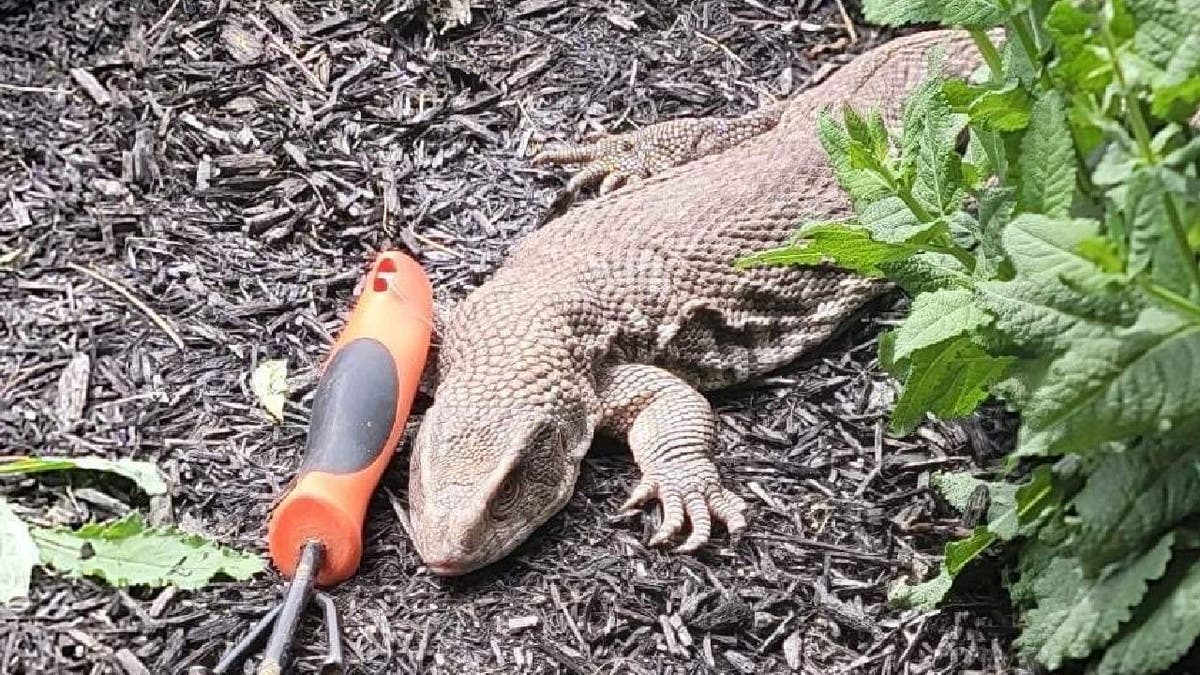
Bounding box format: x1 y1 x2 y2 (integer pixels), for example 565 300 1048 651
620 472 748 552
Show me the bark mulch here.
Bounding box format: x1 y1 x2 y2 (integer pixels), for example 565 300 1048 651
1 0 1026 672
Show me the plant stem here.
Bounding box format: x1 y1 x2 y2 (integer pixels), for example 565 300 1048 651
1100 25 1156 161
897 187 936 224
1009 12 1053 89
1100 25 1200 295
874 157 937 224
926 243 977 271
1163 193 1200 298
1138 277 1200 323
970 29 1005 81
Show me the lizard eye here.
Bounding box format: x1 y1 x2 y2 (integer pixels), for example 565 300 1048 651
490 473 522 519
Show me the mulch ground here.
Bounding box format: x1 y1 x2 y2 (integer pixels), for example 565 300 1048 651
1 0 1029 672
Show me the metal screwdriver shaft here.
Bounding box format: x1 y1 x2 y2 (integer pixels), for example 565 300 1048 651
257 541 323 675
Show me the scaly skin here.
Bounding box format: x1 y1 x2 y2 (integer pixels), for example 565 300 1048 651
407 30 990 576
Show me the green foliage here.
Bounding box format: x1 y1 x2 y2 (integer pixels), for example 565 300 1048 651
862 0 1011 29
1069 427 1200 572
892 288 993 362
0 455 168 497
1014 532 1175 669
889 335 1012 435
750 0 1200 671
1097 553 1200 675
1017 92 1076 217
31 513 264 591
0 456 263 602
0 498 37 603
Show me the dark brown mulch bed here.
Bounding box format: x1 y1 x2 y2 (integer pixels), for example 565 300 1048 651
1 0 1027 672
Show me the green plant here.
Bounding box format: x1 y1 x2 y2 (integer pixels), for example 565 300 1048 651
741 0 1200 672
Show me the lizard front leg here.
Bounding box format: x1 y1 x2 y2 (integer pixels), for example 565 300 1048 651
597 364 748 552
533 103 783 196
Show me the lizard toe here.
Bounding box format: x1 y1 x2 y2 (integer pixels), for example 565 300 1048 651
647 490 685 547
675 492 713 552
565 162 613 193
711 489 749 536
531 142 600 167
598 170 631 195
619 477 657 514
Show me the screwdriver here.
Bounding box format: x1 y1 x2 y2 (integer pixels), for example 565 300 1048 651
212 250 433 675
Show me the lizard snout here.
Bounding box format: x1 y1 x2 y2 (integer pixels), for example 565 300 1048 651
410 502 492 576
420 546 474 576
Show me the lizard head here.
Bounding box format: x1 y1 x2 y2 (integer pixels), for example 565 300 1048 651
406 402 592 576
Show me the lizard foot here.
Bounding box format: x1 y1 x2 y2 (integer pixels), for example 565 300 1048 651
532 107 782 196
598 364 752 553
620 464 748 552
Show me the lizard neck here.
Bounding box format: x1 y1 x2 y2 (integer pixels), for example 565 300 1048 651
436 275 621 413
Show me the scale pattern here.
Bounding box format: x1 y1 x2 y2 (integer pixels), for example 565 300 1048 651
407 29 989 576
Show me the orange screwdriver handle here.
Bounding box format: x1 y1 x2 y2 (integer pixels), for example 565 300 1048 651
266 251 433 587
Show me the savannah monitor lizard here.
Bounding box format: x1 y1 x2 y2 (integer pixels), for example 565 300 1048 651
407 29 990 576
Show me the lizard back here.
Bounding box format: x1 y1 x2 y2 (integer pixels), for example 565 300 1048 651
458 29 983 391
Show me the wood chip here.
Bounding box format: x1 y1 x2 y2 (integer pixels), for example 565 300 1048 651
55 352 90 430
69 67 111 105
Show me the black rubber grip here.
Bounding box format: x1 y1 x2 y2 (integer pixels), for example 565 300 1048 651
298 337 400 475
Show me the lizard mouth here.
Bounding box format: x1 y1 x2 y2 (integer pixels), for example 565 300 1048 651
416 538 488 577
425 560 470 576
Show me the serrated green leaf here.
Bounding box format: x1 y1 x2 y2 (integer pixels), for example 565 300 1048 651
1093 141 1138 187
893 288 993 362
819 107 894 206
862 0 1009 28
1097 556 1200 675
1018 91 1077 217
1152 75 1200 121
842 105 891 166
902 76 968 217
970 127 1015 186
1124 0 1200 69
0 456 168 497
976 276 1139 354
0 498 38 604
946 79 1032 131
891 336 1012 435
1126 168 1196 296
1046 0 1112 93
932 471 990 512
1016 531 1175 669
30 513 264 591
976 186 1017 277
1019 307 1200 457
947 210 982 246
251 359 288 422
1002 29 1041 86
969 87 1033 132
1073 432 1200 572
738 225 919 276
1163 134 1200 170
879 251 974 294
932 470 1019 522
888 561 955 610
989 464 1058 540
891 468 1050 611
1001 214 1102 278
946 527 996 575
858 197 937 244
